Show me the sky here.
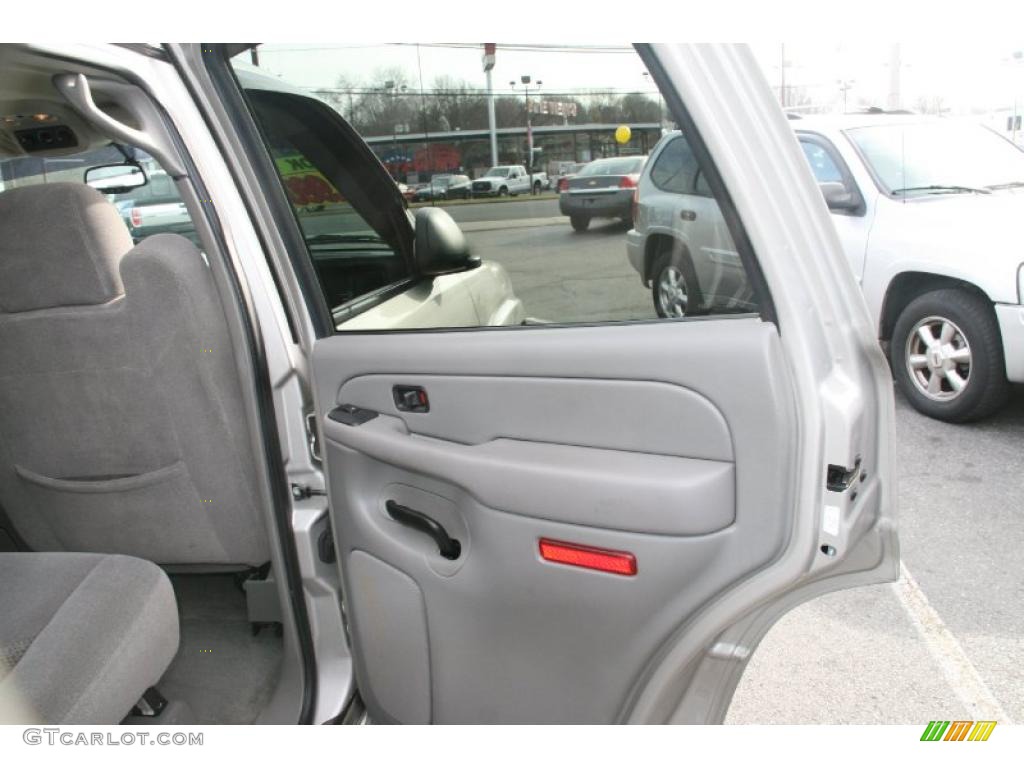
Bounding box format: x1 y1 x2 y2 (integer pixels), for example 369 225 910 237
252 44 655 99
249 42 1024 117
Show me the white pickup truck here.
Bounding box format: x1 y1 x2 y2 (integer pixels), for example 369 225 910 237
470 165 548 197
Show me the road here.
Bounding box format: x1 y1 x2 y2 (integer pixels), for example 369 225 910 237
458 200 1024 725
421 195 561 224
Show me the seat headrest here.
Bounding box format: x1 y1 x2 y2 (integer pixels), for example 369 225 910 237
0 182 134 313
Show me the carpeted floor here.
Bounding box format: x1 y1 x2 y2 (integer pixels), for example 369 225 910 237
157 574 283 724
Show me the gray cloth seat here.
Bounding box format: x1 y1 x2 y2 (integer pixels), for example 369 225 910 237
0 552 179 723
0 182 269 567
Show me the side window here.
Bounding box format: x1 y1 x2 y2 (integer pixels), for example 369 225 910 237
650 135 699 194
230 45 765 330
646 133 754 315
799 138 844 183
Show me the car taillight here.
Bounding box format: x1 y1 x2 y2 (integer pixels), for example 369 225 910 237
618 174 639 189
130 208 142 228
631 187 640 224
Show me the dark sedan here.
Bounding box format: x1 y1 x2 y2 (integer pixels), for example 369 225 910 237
558 156 647 232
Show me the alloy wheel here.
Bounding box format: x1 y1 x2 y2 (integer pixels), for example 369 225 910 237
904 315 972 401
657 265 689 317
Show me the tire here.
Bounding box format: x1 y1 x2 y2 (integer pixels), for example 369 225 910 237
498 186 509 197
650 245 701 318
890 288 1010 422
570 215 590 232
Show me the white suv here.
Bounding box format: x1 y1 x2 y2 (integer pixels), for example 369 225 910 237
628 118 1024 422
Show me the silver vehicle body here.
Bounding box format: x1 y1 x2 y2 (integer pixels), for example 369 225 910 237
0 43 896 725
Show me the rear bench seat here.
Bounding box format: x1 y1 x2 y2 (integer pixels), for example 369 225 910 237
0 552 178 723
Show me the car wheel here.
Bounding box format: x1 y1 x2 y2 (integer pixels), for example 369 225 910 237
570 215 590 232
499 186 509 197
890 288 1010 422
651 247 701 318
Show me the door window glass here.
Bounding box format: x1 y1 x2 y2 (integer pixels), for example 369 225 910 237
230 44 765 330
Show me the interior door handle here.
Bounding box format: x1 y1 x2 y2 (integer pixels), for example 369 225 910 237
385 500 462 560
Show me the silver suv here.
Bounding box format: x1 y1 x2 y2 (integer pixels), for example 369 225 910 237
627 131 757 318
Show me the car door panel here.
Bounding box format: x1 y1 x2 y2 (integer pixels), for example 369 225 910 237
162 41 899 725
324 414 735 536
313 318 797 723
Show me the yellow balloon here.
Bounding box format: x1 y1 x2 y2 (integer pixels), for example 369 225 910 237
614 125 632 144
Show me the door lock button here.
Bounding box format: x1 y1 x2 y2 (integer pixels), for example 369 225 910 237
393 385 429 413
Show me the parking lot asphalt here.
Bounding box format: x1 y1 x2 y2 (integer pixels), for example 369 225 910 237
466 200 1024 725
426 195 561 224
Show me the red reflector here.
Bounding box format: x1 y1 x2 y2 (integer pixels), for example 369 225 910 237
539 538 637 576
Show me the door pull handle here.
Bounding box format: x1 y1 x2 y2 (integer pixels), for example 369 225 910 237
385 500 462 560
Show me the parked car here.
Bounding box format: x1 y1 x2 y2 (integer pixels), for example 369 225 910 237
471 164 543 197
560 155 647 232
0 42 895 727
107 170 195 243
402 182 426 202
413 173 472 201
629 119 1024 422
552 161 588 192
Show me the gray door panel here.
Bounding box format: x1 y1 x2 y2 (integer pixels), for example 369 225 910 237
312 318 797 723
337 375 734 461
323 414 734 536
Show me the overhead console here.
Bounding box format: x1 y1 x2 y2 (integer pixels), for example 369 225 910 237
14 124 78 152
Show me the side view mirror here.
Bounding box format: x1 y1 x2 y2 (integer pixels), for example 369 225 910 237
414 207 480 276
819 181 860 212
85 162 148 194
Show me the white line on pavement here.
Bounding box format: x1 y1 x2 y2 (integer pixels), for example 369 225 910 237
891 560 1012 724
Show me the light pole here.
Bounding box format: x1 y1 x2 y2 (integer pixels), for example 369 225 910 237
511 75 542 193
483 43 498 167
837 79 855 113
383 80 407 180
